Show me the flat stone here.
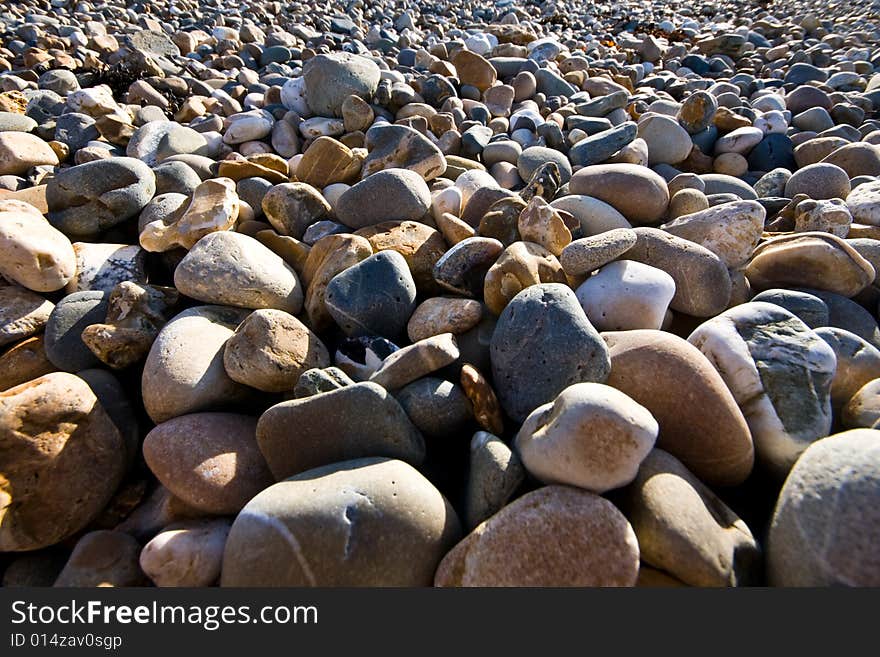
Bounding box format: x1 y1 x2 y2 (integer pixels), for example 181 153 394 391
559 228 637 276
745 232 874 298
369 333 459 390
0 285 53 347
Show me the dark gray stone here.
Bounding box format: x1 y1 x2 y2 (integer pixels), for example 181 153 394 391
325 250 417 340
490 283 611 422
44 291 109 372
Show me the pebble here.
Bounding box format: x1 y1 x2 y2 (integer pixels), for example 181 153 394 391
0 285 53 347
1 0 879 588
661 200 765 268
435 486 639 587
142 305 254 424
175 231 303 313
44 290 108 371
325 250 417 340
0 372 125 551
626 228 732 317
768 429 880 586
490 283 610 422
140 519 231 587
604 330 754 486
516 382 657 492
257 382 425 479
0 204 75 292
688 302 837 477
369 332 459 390
143 412 273 515
0 130 58 174
223 309 330 393
745 232 875 298
569 163 669 224
222 458 461 586
336 168 431 229
621 449 761 587
47 157 156 238
304 53 381 117
53 531 145 587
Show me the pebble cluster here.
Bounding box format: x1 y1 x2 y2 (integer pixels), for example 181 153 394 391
1 0 880 588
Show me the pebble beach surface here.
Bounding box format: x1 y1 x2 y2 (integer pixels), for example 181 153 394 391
1 0 879 587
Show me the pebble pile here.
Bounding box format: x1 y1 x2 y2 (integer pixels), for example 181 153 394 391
1 0 880 588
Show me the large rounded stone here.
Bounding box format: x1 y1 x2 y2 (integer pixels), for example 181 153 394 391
603 330 754 486
768 429 880 586
638 114 693 165
302 233 373 330
575 260 675 331
0 372 126 551
44 290 108 372
661 200 765 269
53 531 145 587
568 164 669 224
0 131 58 174
490 283 611 422
142 306 254 424
355 220 447 293
174 231 303 313
336 169 431 229
0 208 76 292
256 382 425 480
140 519 231 587
143 413 273 515
784 162 851 200
516 383 657 492
303 53 381 118
625 228 732 317
47 157 156 238
325 250 417 340
688 302 837 478
745 232 875 298
221 458 461 586
223 309 330 393
435 485 639 587
621 449 761 587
